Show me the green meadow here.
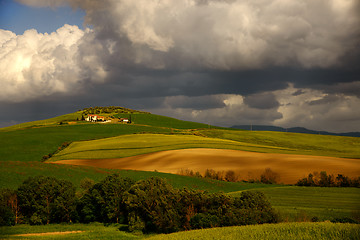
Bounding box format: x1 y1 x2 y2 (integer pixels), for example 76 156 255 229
229 186 360 221
1 222 359 240
114 113 213 129
49 133 273 161
148 222 360 240
200 129 360 158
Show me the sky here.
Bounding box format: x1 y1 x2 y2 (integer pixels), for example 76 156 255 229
0 0 359 132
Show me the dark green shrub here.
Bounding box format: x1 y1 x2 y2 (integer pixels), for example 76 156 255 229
190 213 220 229
331 217 358 224
0 205 15 226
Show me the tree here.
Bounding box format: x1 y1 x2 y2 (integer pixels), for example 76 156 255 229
225 170 237 182
260 168 279 184
0 189 20 226
17 176 77 224
78 174 134 223
124 177 181 233
97 174 135 223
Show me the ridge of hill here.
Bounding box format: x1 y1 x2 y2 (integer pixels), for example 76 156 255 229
231 125 360 137
0 106 215 132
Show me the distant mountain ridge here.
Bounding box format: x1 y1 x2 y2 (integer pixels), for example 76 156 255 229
230 125 360 137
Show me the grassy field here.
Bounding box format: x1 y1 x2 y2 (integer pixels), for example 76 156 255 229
49 134 267 161
0 124 172 162
147 222 360 240
200 129 360 158
1 222 358 240
229 186 360 221
0 222 142 239
0 112 84 132
114 113 214 130
49 131 360 161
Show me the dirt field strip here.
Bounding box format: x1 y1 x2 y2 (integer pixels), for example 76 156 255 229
14 231 85 236
54 148 360 184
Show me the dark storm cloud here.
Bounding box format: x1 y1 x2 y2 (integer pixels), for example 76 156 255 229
243 92 280 109
165 95 226 110
1 0 360 131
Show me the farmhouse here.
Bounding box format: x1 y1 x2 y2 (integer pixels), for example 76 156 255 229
86 114 105 122
119 118 130 123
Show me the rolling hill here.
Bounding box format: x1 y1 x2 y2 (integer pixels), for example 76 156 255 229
231 125 360 137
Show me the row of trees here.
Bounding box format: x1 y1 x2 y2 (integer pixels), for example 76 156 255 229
296 171 360 187
178 168 279 184
81 106 149 115
1 175 278 233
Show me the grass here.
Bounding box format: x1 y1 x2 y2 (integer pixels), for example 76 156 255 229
49 131 360 161
114 113 214 130
2 222 358 240
0 124 171 162
147 222 360 240
0 222 143 239
229 186 360 221
49 133 270 161
200 129 360 158
0 112 84 132
1 222 359 240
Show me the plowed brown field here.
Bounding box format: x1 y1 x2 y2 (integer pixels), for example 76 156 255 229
54 148 360 184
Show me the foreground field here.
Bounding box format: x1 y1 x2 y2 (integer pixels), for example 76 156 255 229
148 222 360 240
51 134 360 184
1 222 358 240
229 186 360 221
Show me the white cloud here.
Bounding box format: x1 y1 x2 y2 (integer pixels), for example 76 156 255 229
274 85 360 132
0 25 107 102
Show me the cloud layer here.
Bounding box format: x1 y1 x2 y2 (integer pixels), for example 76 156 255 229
0 0 359 132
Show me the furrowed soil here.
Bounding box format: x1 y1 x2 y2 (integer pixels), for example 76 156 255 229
54 148 360 184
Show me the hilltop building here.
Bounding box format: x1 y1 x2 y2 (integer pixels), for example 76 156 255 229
86 114 105 122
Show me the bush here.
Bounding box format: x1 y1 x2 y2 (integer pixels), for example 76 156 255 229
0 205 15 226
190 213 220 229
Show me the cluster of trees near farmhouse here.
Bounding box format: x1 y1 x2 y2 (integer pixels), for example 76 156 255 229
0 175 278 233
81 106 149 115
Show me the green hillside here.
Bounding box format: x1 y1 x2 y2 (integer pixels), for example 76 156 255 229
229 186 360 221
115 112 213 129
200 129 360 158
